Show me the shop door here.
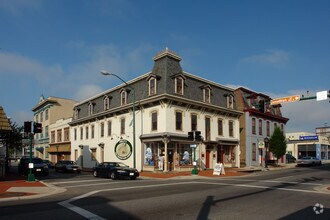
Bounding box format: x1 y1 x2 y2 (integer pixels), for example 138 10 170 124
206 150 210 168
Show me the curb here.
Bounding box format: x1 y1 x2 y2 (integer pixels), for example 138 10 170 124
0 181 66 202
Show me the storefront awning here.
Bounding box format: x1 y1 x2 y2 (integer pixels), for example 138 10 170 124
47 145 71 153
216 137 240 145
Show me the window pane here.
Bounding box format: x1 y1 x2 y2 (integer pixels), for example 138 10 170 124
176 112 182 130
191 114 197 131
152 112 157 131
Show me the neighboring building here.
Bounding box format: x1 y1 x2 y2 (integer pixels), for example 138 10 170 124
0 106 12 177
286 132 329 160
48 117 73 164
32 96 77 160
316 125 330 138
70 48 243 172
234 87 289 167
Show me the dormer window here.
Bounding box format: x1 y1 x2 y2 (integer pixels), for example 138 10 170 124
201 85 211 103
74 108 80 119
88 102 95 115
120 89 127 106
149 77 157 96
175 77 184 95
103 95 110 110
227 94 234 109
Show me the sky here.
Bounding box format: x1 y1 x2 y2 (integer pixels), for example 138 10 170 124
0 0 329 133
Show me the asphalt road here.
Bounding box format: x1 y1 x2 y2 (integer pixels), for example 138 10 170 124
1 165 329 220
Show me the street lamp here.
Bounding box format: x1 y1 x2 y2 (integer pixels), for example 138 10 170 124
264 137 269 168
100 70 136 169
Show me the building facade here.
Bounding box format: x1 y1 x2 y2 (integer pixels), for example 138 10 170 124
234 87 289 167
286 132 329 160
48 118 73 164
70 49 242 172
32 96 77 160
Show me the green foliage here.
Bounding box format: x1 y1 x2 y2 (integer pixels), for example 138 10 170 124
269 126 287 162
0 120 23 157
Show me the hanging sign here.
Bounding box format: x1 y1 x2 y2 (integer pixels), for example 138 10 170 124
114 139 132 160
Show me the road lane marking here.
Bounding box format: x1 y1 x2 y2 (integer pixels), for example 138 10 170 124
59 181 328 219
214 178 323 186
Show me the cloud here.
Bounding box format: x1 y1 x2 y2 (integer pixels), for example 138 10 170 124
267 89 329 133
73 84 104 102
0 52 63 84
0 0 42 15
10 110 33 126
241 49 290 67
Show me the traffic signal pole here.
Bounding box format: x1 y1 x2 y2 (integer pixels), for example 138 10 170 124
28 133 35 182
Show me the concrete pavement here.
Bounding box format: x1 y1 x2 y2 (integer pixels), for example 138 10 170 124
1 162 329 202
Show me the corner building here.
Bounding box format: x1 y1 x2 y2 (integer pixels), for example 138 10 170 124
70 49 242 172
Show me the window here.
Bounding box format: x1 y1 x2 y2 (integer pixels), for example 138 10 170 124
57 129 62 142
252 118 256 135
266 121 270 136
107 121 112 136
121 90 127 105
151 111 157 131
227 95 234 109
191 114 197 131
35 114 38 123
103 96 110 110
64 128 70 141
91 148 97 161
86 126 89 139
91 125 95 139
229 120 234 137
45 126 49 138
100 122 104 137
252 143 256 161
45 109 49 120
74 109 79 119
203 87 211 103
120 118 125 135
175 111 183 130
205 117 211 140
259 119 263 135
178 143 193 166
40 111 43 122
274 122 278 129
149 77 157 96
88 102 94 115
175 77 184 95
74 128 77 141
51 131 55 143
281 124 284 131
218 119 223 136
80 127 83 140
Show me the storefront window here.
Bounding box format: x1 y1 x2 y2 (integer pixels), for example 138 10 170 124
177 143 192 166
144 143 159 166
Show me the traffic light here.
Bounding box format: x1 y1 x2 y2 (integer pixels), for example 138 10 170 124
33 122 42 133
188 131 194 140
195 131 202 141
24 121 32 133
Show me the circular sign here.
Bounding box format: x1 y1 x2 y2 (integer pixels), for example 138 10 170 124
114 140 132 160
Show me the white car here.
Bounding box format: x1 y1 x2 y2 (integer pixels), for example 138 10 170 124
297 156 322 166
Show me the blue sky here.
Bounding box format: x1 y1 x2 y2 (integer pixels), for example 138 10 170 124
0 0 329 133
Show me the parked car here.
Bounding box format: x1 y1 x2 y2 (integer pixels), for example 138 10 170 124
93 162 139 180
43 159 54 169
18 156 49 176
286 154 296 163
297 156 322 166
55 160 82 173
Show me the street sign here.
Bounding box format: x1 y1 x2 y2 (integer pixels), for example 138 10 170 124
270 95 300 105
316 91 328 101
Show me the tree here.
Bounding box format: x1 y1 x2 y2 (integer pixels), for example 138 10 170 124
0 120 23 158
269 126 287 165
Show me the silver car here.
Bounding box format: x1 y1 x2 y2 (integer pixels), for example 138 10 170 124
297 156 322 166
